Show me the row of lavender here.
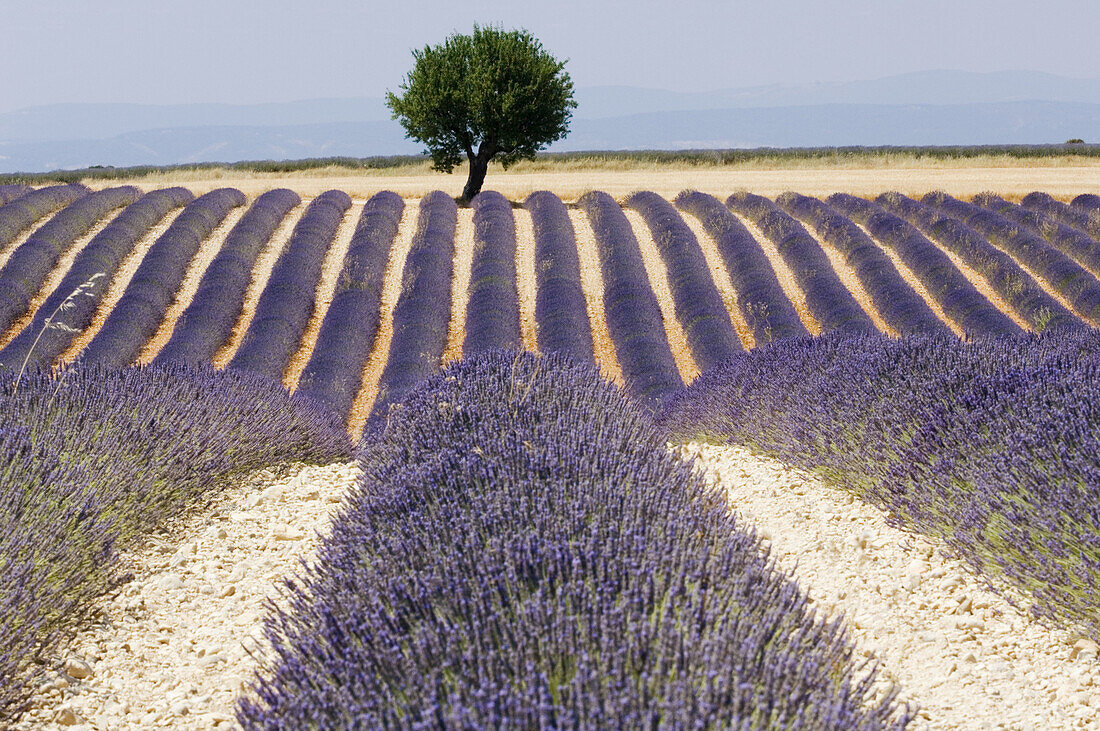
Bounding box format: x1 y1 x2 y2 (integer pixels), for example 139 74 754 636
3 185 1100 424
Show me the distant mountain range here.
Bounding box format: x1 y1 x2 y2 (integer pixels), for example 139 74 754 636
1 70 1098 174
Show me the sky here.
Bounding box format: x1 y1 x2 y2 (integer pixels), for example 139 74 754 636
1 0 1097 113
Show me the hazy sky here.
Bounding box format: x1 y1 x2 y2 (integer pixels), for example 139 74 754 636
1 0 1097 113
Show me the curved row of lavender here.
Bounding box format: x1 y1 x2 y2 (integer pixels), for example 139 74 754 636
877 192 1080 333
463 190 522 354
0 362 351 724
674 191 808 343
228 190 351 380
153 189 301 366
0 184 31 206
0 187 191 371
660 329 1100 643
0 186 142 339
727 191 877 335
626 191 742 370
778 192 947 335
369 190 456 421
1074 193 1100 214
81 188 246 368
925 192 1100 327
1023 191 1100 242
974 193 1100 280
827 193 1020 338
523 191 595 362
238 350 909 729
0 183 87 251
295 191 404 420
578 190 682 408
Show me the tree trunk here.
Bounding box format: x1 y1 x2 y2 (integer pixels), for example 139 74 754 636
462 155 489 201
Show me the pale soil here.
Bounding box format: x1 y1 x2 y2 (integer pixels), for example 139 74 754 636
282 202 363 391
58 207 186 366
512 208 540 353
211 203 304 368
0 212 121 349
683 443 1100 730
90 162 1100 201
567 208 625 386
675 206 756 350
852 221 965 338
136 205 249 365
729 209 824 335
621 206 700 383
0 206 63 270
795 218 899 336
345 199 419 438
442 207 475 365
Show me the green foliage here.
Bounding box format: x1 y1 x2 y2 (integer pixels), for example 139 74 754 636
386 25 576 174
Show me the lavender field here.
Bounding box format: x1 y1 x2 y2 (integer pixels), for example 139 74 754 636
1 183 1098 728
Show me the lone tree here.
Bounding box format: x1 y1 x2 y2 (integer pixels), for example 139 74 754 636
387 26 576 200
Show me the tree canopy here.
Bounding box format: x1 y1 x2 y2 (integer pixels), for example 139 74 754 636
386 26 576 200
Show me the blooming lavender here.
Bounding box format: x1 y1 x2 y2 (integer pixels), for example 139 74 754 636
80 188 245 368
626 191 742 369
0 187 191 370
523 190 594 362
370 190 457 421
0 186 141 338
727 191 877 334
1072 193 1100 214
877 192 1079 332
463 190 522 354
0 184 88 251
675 190 808 343
578 190 682 409
0 361 350 725
827 193 1019 338
296 191 404 420
228 190 351 380
924 191 1100 327
973 193 1100 280
778 192 947 335
154 189 301 366
659 329 1100 643
1021 191 1100 242
238 350 909 730
0 185 30 206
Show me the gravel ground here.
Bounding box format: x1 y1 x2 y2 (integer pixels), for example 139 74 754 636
682 442 1100 730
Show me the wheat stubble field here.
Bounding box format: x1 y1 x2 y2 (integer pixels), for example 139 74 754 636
2 158 1100 729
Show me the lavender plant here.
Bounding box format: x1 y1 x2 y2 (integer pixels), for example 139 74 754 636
463 190 522 355
238 350 909 729
727 192 878 334
973 193 1100 280
924 192 1100 327
877 192 1079 332
0 186 143 337
0 187 191 370
778 192 946 335
296 191 404 420
1021 191 1100 241
0 184 88 252
81 188 245 368
659 330 1100 643
1072 193 1100 214
577 191 682 409
0 361 350 724
523 190 594 362
626 191 742 369
827 193 1019 338
154 189 301 365
228 190 351 380
0 185 30 206
674 190 808 343
369 190 457 420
